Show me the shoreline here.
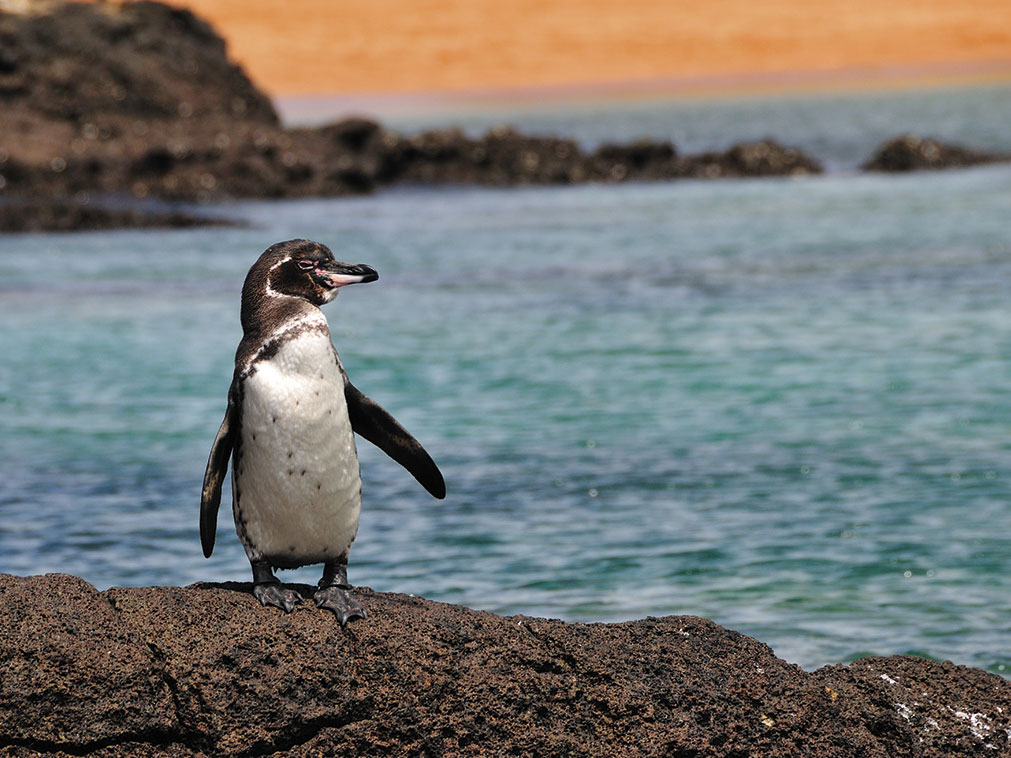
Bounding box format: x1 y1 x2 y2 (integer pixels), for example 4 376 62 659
3 1 1010 234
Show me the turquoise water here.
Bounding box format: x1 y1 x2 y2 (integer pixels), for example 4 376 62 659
2 86 1011 675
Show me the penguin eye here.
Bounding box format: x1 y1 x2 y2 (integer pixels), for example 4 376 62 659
297 259 314 271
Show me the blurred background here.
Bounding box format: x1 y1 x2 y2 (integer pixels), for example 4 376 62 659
0 0 1009 674
184 1 1011 95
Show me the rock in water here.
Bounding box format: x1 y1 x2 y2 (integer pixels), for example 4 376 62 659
1 573 1009 756
862 134 1011 172
679 139 823 178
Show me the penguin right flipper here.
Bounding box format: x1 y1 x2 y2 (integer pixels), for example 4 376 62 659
200 387 237 558
344 380 446 499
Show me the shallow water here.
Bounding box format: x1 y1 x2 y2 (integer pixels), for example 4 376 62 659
1 86 1010 675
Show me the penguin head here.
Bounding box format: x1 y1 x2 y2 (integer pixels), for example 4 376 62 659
244 239 379 311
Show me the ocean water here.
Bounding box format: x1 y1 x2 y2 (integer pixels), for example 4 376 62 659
2 84 1010 675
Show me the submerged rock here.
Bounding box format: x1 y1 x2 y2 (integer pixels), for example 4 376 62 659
1 573 1008 757
862 134 1011 172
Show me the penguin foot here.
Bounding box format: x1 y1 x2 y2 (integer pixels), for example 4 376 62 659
314 585 367 626
253 582 302 613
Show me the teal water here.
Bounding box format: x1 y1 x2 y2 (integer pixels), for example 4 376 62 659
2 86 1011 675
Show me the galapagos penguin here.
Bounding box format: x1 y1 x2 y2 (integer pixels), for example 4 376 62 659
200 239 446 625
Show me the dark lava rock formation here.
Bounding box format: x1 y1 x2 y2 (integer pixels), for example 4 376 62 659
3 0 1008 234
0 0 276 133
862 134 1011 172
0 1 825 233
1 573 1009 757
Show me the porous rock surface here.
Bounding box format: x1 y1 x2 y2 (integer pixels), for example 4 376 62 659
1 573 1009 757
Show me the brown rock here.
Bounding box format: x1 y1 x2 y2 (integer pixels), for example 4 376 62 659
862 134 1011 172
591 138 679 181
1 573 1009 757
0 1 826 230
679 139 823 179
0 574 179 749
0 0 277 130
4 2 1007 235
385 126 586 186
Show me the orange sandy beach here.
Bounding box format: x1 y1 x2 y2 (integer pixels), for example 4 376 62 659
168 0 1011 97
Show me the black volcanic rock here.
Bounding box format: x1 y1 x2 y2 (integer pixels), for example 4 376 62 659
862 134 1011 172
0 0 289 206
0 0 825 229
386 126 587 186
0 0 277 128
679 139 823 178
27 1 1011 235
591 138 679 180
1 573 1009 757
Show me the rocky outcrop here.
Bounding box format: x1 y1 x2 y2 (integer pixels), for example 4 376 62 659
680 139 823 179
862 134 1011 172
0 0 288 227
0 0 277 130
0 1 827 232
1 573 1009 757
5 1 1010 235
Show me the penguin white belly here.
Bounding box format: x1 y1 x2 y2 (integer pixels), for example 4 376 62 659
233 331 361 567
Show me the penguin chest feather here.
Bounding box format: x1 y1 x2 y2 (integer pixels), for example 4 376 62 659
234 330 361 567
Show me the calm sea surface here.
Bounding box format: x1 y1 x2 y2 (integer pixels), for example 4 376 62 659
2 84 1010 674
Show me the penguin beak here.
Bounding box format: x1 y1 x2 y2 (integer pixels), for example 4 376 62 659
315 262 379 290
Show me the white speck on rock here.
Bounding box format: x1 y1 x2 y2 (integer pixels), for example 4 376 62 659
880 674 899 685
949 709 995 746
895 703 913 721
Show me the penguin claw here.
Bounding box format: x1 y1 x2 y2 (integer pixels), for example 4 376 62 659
253 582 302 613
314 585 367 626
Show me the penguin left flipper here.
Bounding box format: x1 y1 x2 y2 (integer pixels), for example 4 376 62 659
344 380 447 499
200 387 237 558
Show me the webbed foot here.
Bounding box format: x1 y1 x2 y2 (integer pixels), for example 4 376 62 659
253 581 302 612
314 585 367 626
316 555 366 626
249 558 301 612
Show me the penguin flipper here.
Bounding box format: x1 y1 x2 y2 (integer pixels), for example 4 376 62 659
200 390 237 557
344 380 446 499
